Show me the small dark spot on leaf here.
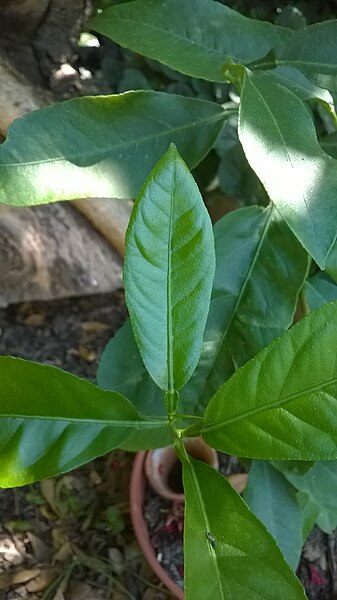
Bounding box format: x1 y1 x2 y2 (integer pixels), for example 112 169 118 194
206 530 217 549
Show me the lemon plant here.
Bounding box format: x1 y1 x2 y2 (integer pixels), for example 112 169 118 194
2 1 337 597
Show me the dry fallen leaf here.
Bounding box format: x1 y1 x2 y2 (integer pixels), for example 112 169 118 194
67 581 97 599
53 541 73 564
0 568 40 590
78 344 97 362
26 567 59 592
81 320 110 332
227 473 248 494
40 479 59 516
27 532 52 563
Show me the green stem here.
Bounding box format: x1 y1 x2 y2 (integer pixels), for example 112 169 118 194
165 389 179 420
175 413 203 421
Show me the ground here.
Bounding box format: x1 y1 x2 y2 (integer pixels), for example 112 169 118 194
0 296 336 599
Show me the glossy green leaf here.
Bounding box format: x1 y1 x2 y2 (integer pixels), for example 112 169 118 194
90 0 290 82
124 145 215 395
0 91 225 206
181 204 308 414
239 72 337 268
0 357 169 487
254 21 337 92
244 460 302 570
202 301 337 460
305 272 337 310
273 461 337 534
255 67 334 105
97 320 165 416
183 459 306 600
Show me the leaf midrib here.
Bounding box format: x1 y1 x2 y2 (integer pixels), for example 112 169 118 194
253 59 337 71
186 460 225 600
2 111 225 169
167 164 174 394
203 375 337 433
0 414 167 428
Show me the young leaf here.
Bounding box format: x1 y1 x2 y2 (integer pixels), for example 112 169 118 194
239 72 337 268
97 320 165 416
202 300 337 460
244 461 302 570
273 461 337 533
0 91 225 205
305 272 337 310
0 357 169 487
90 0 290 82
183 459 306 600
181 204 308 413
124 145 215 396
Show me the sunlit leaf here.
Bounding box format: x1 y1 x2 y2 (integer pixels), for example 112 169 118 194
0 92 225 205
124 145 215 397
202 301 337 460
183 459 306 599
0 357 169 487
91 0 290 82
239 72 337 268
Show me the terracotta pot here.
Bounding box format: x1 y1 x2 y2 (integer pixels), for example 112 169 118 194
144 438 219 501
130 451 185 600
129 449 247 599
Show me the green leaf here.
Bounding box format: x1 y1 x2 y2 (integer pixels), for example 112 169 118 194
202 300 337 460
297 492 320 541
255 67 334 105
215 122 265 203
0 91 225 206
274 21 337 91
97 320 165 416
239 72 337 268
181 204 308 413
320 132 337 159
124 145 215 396
244 461 302 570
305 272 337 310
90 0 290 82
273 461 337 534
183 458 306 600
0 357 169 487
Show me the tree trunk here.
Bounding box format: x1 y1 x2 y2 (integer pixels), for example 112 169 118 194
0 0 132 306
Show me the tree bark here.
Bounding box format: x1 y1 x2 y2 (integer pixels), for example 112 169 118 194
0 0 132 306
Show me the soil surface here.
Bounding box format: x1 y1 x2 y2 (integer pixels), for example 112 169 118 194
0 294 169 600
0 295 336 599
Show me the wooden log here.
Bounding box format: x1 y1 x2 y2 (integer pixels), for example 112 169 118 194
0 203 122 307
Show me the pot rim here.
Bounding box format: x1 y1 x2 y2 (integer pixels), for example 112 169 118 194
129 451 185 600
